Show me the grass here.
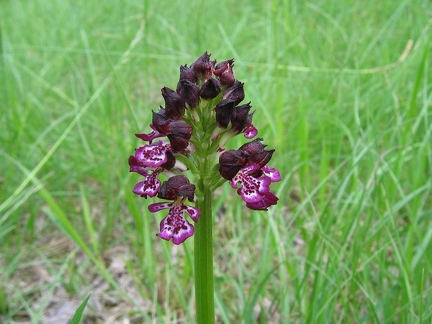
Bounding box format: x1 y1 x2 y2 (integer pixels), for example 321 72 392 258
1 0 431 322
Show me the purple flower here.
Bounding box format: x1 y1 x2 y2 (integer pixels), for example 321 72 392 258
149 200 200 245
148 175 200 244
157 175 196 202
134 140 173 167
215 99 236 128
239 138 275 168
214 99 258 139
243 119 258 139
219 139 281 210
129 157 163 198
128 141 176 198
230 164 281 211
230 102 258 139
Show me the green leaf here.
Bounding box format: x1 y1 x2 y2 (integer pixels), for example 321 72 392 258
68 293 91 324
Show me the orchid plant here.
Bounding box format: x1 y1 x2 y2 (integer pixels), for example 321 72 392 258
129 52 281 322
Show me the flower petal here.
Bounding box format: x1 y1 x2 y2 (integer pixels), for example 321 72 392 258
148 202 173 213
182 204 200 222
135 129 165 143
246 192 279 211
157 205 195 244
135 141 170 167
230 163 260 188
261 165 282 182
128 155 149 176
133 176 161 198
231 165 271 203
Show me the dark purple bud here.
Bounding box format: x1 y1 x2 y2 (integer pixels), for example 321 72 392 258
150 109 193 152
151 109 171 134
200 77 222 100
219 149 249 180
240 138 275 168
157 175 196 202
230 102 252 134
166 121 193 152
215 99 236 128
191 52 214 81
176 79 200 109
214 59 235 86
167 135 190 152
161 87 185 120
162 149 176 170
222 80 245 105
179 65 198 83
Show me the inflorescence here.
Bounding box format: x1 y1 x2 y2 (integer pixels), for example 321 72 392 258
129 52 281 244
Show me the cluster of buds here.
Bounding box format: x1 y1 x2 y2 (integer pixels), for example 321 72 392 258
129 52 280 244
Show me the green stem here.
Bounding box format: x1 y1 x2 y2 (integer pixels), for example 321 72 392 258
194 168 215 323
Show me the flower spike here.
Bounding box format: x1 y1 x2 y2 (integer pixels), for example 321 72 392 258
129 52 280 244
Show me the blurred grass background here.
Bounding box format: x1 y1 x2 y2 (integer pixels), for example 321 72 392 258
0 0 431 322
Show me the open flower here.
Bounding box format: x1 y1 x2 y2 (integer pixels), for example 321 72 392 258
230 164 281 210
219 139 281 210
134 140 174 167
149 200 200 244
128 155 164 198
148 176 200 244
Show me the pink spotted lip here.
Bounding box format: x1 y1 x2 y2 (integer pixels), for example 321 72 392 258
135 141 171 167
149 201 201 245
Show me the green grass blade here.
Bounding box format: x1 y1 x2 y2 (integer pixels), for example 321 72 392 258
68 293 91 324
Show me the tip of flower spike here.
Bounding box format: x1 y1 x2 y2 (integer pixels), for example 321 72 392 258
191 52 214 81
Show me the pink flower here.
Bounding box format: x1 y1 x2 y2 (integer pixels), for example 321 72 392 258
219 139 281 211
148 175 200 244
128 141 175 198
231 164 281 211
149 199 200 245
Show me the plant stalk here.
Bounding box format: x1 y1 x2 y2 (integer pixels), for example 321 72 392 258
194 176 215 323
